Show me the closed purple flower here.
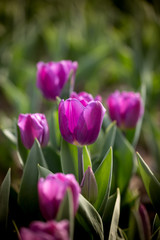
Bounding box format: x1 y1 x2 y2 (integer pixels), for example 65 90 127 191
107 90 144 129
37 60 78 100
18 113 49 149
70 91 102 107
38 173 80 220
58 98 106 146
20 220 69 240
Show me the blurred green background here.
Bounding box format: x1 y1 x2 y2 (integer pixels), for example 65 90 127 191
0 0 160 179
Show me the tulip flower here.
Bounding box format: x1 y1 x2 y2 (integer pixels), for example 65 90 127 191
58 98 106 146
37 60 78 100
20 220 69 240
18 113 49 149
38 173 80 220
107 90 144 129
70 91 102 107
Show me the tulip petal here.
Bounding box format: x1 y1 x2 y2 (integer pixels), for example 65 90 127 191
37 62 60 100
75 101 106 145
59 99 84 144
107 91 121 126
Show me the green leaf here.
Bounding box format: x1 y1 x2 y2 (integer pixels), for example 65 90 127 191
42 146 62 173
76 194 104 240
94 147 113 212
152 214 160 240
137 152 160 217
16 124 28 164
18 139 48 219
108 188 121 240
83 146 92 172
61 139 78 180
38 165 53 178
48 109 61 151
56 189 74 240
0 169 11 230
1 128 16 145
112 129 134 195
99 122 116 162
102 191 117 232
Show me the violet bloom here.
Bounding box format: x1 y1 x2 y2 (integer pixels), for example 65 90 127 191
18 113 49 149
38 173 80 220
37 60 78 100
107 90 144 129
70 91 102 107
59 98 106 146
20 220 69 240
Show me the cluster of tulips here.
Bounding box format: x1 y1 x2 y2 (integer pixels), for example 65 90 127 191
2 59 154 240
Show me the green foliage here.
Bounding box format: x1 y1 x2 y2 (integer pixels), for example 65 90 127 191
137 153 160 218
18 139 47 219
0 169 11 231
76 194 104 240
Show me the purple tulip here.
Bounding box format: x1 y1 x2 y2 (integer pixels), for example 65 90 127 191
37 60 78 100
20 220 69 240
58 98 106 146
107 90 144 129
38 173 80 220
70 91 102 107
18 113 49 149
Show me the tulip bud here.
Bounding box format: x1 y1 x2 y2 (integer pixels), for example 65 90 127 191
107 90 144 129
20 220 69 240
18 113 49 149
38 173 80 220
70 91 102 107
58 98 106 146
37 60 78 100
80 167 98 204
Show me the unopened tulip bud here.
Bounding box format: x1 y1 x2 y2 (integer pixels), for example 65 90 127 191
80 167 98 204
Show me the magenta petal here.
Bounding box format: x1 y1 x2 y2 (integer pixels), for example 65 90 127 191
107 91 121 126
75 101 106 145
20 220 70 240
58 100 75 144
64 99 84 134
18 113 49 149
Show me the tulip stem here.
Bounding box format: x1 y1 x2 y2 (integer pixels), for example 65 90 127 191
78 147 84 184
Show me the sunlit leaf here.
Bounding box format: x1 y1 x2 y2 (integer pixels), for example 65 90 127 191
108 188 121 240
94 148 113 212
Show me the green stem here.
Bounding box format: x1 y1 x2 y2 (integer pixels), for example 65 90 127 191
78 147 84 184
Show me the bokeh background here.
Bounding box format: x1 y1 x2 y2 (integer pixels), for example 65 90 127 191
1 0 160 180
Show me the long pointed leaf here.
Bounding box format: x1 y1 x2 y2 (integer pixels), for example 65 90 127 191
94 148 113 212
76 194 104 240
18 139 47 219
137 152 160 217
108 188 121 240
